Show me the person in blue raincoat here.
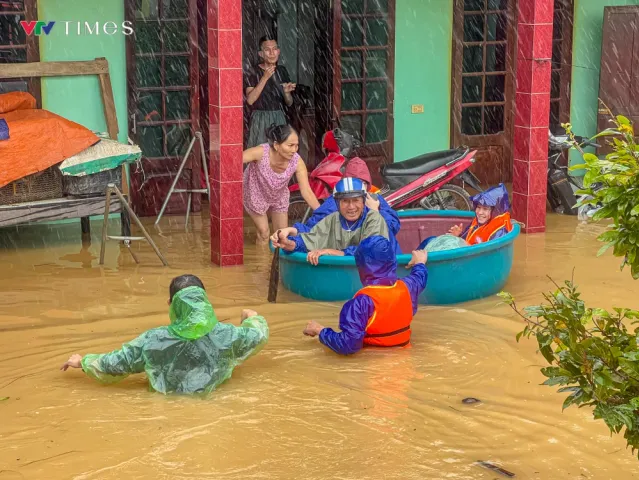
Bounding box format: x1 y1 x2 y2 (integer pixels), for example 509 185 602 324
60 274 269 395
302 236 428 355
417 183 513 250
294 157 402 254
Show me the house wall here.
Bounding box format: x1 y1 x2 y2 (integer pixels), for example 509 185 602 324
37 0 128 143
393 0 453 162
569 0 639 166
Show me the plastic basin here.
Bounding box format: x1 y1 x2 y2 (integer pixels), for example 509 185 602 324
275 210 520 305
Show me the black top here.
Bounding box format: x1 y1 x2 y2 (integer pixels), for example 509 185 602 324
243 64 291 111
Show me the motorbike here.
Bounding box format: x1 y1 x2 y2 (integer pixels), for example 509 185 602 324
547 130 600 215
289 129 482 222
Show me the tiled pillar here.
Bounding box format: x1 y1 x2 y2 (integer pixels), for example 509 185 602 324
207 0 244 266
512 0 553 233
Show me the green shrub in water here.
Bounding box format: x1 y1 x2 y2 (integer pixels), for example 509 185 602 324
499 112 639 457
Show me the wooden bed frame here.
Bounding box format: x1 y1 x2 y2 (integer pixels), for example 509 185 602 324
0 58 130 235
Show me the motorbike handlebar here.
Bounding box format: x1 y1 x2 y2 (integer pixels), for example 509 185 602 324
574 136 600 149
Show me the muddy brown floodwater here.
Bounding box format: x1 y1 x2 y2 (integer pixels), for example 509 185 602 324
1 213 638 479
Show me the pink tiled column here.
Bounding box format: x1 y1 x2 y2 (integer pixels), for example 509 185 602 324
208 0 244 266
512 0 553 233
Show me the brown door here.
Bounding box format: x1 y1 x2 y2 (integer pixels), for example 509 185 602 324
550 0 573 135
0 0 40 105
333 0 395 181
126 0 200 217
597 5 639 155
451 0 516 186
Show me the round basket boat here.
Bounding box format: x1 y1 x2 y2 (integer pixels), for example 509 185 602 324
275 210 520 305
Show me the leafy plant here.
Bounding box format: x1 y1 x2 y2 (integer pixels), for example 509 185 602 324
564 111 639 279
499 284 639 456
499 109 639 456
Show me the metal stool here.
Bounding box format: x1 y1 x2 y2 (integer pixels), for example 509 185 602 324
155 131 211 228
99 183 168 266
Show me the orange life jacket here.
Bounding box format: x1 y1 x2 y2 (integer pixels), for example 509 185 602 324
369 185 381 194
355 281 413 347
465 212 513 245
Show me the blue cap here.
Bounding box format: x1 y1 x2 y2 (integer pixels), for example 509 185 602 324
334 177 367 199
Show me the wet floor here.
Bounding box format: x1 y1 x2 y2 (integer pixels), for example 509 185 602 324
0 213 637 479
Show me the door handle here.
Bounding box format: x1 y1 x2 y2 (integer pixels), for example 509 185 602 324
130 113 137 134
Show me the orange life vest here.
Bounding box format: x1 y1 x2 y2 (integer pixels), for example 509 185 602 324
369 185 381 194
465 212 513 245
355 281 413 347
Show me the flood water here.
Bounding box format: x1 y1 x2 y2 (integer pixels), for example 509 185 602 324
1 213 638 479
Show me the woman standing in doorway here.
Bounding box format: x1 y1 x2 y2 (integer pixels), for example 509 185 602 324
244 36 296 148
243 124 320 244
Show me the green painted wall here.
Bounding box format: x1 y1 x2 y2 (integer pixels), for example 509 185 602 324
393 0 453 162
37 0 128 143
569 0 639 166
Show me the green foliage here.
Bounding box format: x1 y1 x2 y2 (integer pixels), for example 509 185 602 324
564 115 639 279
498 284 639 457
499 106 639 457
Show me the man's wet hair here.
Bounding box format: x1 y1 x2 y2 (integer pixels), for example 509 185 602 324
169 274 205 302
259 35 277 49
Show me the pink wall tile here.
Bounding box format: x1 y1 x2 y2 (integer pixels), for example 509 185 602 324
517 23 534 60
531 60 551 94
512 159 529 195
210 214 221 254
219 68 243 107
528 160 547 197
533 23 553 60
208 68 220 107
535 0 554 24
527 194 547 228
220 181 244 219
529 127 548 161
530 93 550 128
518 0 553 24
218 29 242 69
207 1 218 29
220 144 244 182
209 180 221 218
209 148 221 181
221 254 243 266
512 192 528 225
517 0 535 24
221 218 244 255
513 125 531 160
218 0 241 30
208 28 218 69
515 92 531 127
209 105 220 150
220 107 244 144
516 59 533 94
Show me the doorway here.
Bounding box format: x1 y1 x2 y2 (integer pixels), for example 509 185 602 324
241 0 395 177
451 0 516 186
597 5 639 156
125 0 201 217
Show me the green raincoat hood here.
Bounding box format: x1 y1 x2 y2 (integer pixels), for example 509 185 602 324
168 286 218 340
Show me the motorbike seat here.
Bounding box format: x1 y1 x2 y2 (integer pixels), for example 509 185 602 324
380 148 468 177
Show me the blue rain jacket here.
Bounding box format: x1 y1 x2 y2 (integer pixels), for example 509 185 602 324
293 194 402 254
318 236 427 355
417 183 511 250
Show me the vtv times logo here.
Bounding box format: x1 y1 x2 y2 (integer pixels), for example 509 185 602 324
20 21 134 36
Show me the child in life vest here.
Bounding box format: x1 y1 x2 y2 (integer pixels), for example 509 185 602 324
302 236 427 354
417 183 513 250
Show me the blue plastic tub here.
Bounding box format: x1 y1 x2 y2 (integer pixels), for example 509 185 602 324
275 210 520 305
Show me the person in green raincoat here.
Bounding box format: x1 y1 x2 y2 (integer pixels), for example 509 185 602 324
60 274 269 395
